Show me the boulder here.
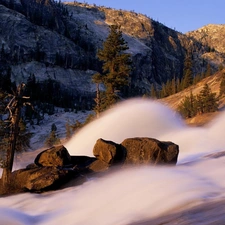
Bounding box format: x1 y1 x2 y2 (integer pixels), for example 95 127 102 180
93 138 126 165
34 145 71 167
8 166 80 193
121 137 179 165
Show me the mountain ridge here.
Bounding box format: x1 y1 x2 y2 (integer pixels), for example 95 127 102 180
0 0 225 104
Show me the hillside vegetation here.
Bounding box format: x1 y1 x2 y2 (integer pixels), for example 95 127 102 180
161 69 225 126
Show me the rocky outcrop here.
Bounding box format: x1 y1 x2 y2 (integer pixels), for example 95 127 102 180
0 137 179 195
10 166 77 193
187 24 225 54
186 24 225 71
93 138 125 164
0 0 224 99
121 137 179 165
34 145 71 167
93 137 179 166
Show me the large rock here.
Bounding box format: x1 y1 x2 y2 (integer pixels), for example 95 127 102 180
34 145 71 167
93 138 125 165
8 166 79 193
121 137 179 165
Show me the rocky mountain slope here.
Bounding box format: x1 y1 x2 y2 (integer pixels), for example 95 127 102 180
0 0 225 102
187 24 225 54
161 69 225 125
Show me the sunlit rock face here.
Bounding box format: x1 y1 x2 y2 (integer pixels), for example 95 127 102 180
187 24 225 54
1 1 224 97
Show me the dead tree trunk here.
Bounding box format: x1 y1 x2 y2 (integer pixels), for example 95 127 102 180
1 83 28 188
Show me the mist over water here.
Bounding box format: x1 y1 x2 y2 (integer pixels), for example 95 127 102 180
65 99 185 156
1 98 225 225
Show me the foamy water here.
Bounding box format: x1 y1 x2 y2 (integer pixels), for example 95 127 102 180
1 98 225 224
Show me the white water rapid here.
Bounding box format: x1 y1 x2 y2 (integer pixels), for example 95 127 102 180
1 98 225 225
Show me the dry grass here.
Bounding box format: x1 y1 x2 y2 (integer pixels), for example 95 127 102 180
160 69 225 126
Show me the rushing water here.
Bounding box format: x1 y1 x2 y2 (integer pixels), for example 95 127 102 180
1 98 225 225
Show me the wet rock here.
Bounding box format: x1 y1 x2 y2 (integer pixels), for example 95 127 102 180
8 166 79 193
93 138 125 164
34 145 71 167
121 137 179 165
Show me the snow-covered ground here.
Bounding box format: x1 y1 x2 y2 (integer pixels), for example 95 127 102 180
1 98 225 225
28 108 92 151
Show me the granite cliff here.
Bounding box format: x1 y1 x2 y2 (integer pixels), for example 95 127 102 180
0 0 225 101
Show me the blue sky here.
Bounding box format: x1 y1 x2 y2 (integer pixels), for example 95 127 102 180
64 0 225 33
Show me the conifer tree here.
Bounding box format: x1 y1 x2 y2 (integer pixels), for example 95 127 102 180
150 84 157 98
219 72 225 96
178 91 197 118
205 63 212 77
198 83 218 113
45 124 61 147
92 72 103 117
94 25 131 110
193 73 202 85
160 83 167 98
171 77 177 94
182 53 193 89
15 118 32 153
65 121 72 140
165 80 172 96
70 120 82 133
176 78 182 93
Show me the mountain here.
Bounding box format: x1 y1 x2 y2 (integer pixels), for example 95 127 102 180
187 24 225 54
0 0 225 106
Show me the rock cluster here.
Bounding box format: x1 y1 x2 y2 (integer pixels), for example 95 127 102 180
0 137 179 195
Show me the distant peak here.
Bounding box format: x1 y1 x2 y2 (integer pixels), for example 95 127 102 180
196 24 225 32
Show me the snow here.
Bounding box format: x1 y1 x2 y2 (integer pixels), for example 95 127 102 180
28 108 92 151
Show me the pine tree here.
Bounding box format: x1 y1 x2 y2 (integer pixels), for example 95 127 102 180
198 84 218 113
176 78 182 93
45 123 61 147
94 25 132 110
92 72 103 117
171 77 177 94
178 91 197 118
70 120 82 133
150 84 157 98
219 72 225 96
205 63 212 77
159 83 167 98
182 53 193 89
65 121 72 140
15 118 32 153
193 73 202 85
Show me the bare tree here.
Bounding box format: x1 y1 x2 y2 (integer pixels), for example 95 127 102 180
1 83 30 188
